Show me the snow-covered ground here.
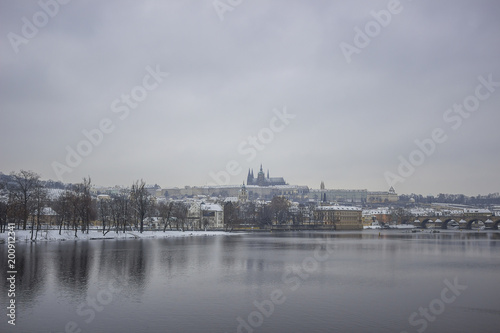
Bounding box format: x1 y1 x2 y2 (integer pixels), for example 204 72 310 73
0 229 236 243
393 224 416 229
363 224 416 230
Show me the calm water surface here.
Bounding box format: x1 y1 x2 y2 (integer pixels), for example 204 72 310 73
1 231 500 333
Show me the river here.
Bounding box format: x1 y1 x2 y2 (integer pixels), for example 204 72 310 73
1 230 499 332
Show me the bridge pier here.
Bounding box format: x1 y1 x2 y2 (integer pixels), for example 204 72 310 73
412 215 500 230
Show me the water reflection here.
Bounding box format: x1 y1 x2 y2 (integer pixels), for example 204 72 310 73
0 231 499 333
4 242 49 311
55 241 92 295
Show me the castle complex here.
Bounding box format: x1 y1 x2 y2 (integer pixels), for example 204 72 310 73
246 164 286 186
160 165 398 205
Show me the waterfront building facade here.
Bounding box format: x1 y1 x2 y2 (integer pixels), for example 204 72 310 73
314 205 363 230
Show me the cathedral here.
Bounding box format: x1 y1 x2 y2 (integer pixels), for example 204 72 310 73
246 165 287 187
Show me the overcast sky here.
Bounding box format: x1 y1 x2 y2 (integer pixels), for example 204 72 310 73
1 0 499 195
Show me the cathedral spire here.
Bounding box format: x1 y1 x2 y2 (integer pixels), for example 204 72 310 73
247 169 253 186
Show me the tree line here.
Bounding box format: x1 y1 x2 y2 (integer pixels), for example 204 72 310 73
0 170 191 239
0 170 317 239
222 196 312 228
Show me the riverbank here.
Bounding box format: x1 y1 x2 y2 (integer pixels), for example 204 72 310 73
364 224 416 230
0 229 236 243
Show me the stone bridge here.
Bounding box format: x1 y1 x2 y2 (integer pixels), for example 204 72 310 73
413 214 500 230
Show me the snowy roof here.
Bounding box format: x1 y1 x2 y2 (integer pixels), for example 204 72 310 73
309 189 367 192
201 203 223 212
362 209 390 215
245 184 303 189
463 208 491 213
316 205 361 211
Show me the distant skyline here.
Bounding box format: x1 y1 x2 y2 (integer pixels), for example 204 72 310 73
1 1 499 196
2 166 499 199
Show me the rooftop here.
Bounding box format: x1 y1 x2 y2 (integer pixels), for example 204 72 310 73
316 205 362 211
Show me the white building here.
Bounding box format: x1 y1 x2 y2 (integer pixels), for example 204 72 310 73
186 201 224 229
201 203 224 228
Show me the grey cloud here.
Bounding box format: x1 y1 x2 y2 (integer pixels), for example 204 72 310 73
1 0 499 195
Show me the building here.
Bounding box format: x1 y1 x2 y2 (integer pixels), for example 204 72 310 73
309 188 367 203
247 165 286 186
367 187 399 204
162 184 309 202
362 208 392 226
185 201 224 229
238 183 248 202
97 194 111 201
201 203 224 228
314 205 363 230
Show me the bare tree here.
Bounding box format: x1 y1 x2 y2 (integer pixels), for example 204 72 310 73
223 201 239 230
9 170 41 230
110 192 131 233
109 195 120 233
75 177 94 234
390 207 413 225
31 182 47 241
0 181 6 233
130 180 151 233
158 201 174 232
69 191 80 237
7 192 23 231
0 200 7 233
172 202 188 230
52 190 73 235
98 197 112 235
65 178 94 237
240 202 257 225
270 196 290 225
258 203 273 227
290 204 305 225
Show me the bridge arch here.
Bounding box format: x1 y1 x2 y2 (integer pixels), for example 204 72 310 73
493 219 500 230
421 218 433 229
466 219 477 230
441 218 456 229
466 219 486 230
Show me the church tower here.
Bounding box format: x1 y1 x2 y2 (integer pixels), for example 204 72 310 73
247 169 253 186
257 164 266 186
238 182 248 202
